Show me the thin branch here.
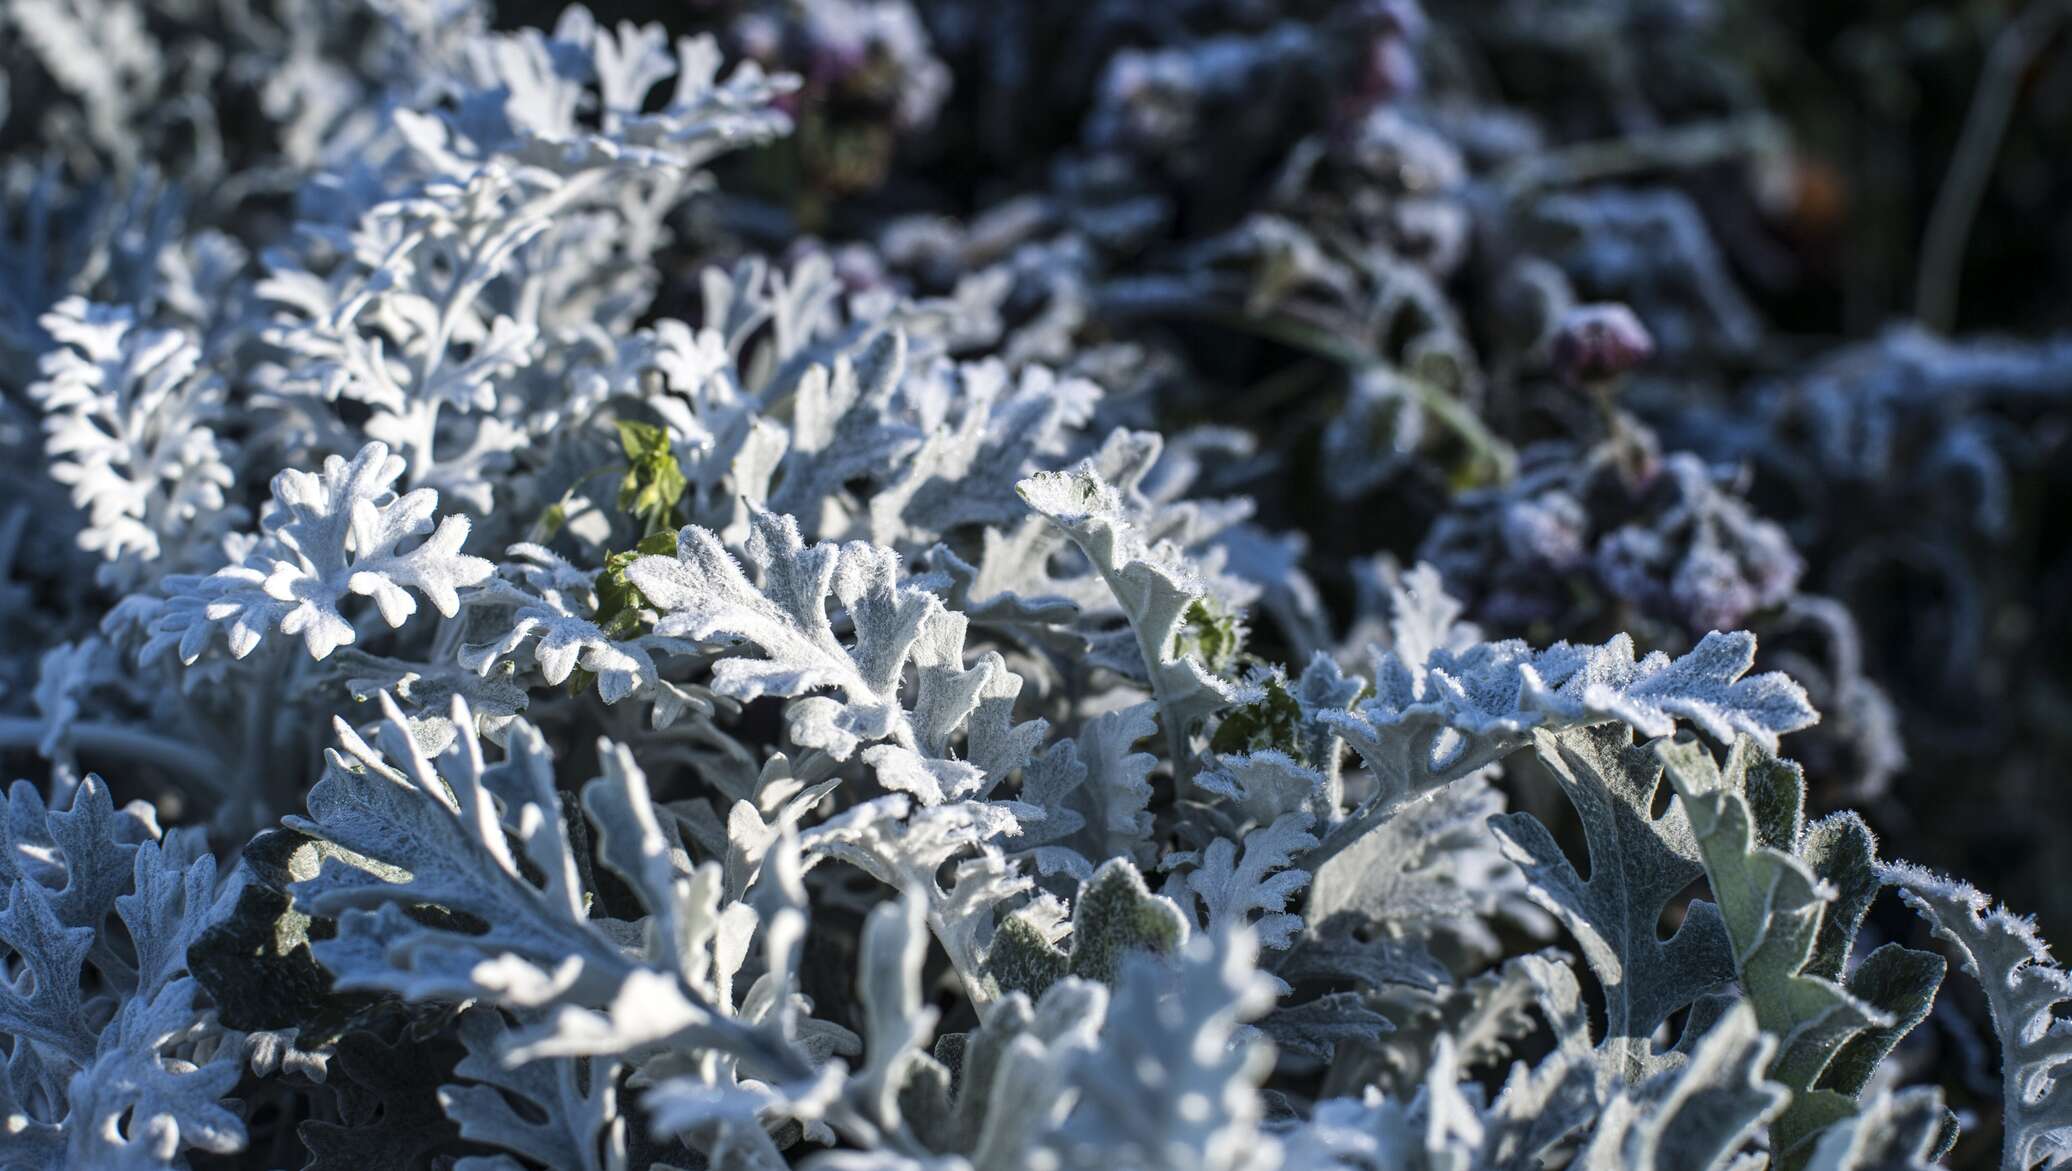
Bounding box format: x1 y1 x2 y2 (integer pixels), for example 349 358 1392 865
0 716 231 796
1916 0 2072 333
1495 114 1787 199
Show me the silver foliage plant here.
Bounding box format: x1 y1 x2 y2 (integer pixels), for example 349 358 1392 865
0 4 2068 1171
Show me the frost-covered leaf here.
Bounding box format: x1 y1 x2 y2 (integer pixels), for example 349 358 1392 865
1488 724 1735 1083
1322 948 1564 1100
921 978 1108 1163
1884 864 2072 1170
1573 1002 1789 1171
0 777 244 1169
629 508 1010 784
763 333 922 521
1009 702 1158 878
1048 930 1279 1171
1659 735 1943 1160
29 297 238 584
984 857 1190 1001
1317 564 1816 861
284 694 813 1161
1278 1039 1487 1171
803 794 1034 1005
1018 460 1248 774
337 649 532 749
1197 749 1332 827
286 695 632 1006
1802 1085 1959 1171
869 360 1099 549
459 541 697 709
806 797 1024 894
395 15 795 193
527 772 842 1155
850 887 938 1132
1472 954 1607 1168
1309 771 1546 973
143 442 493 663
1255 991 1393 1063
438 1008 626 1171
1163 814 1318 951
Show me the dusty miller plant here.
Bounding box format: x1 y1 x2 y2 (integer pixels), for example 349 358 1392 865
1 2 2070 1171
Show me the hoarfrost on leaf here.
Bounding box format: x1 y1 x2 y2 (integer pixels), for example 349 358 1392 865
142 442 494 663
1883 865 2072 1171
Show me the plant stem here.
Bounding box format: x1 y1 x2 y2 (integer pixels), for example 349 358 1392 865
1916 0 2072 333
0 717 230 796
1496 114 1787 198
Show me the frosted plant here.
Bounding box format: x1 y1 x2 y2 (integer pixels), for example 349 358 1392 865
0 777 242 1170
28 298 238 587
966 928 1283 1171
1569 1002 1789 1171
3 4 2067 1170
1420 430 1803 638
1884 867 2072 1170
625 507 1042 794
137 441 493 663
1659 735 1944 1160
1306 769 1548 976
1312 563 1818 865
247 9 798 517
1524 188 1763 364
1017 460 1249 775
456 541 702 710
1665 327 2072 899
1161 812 1319 951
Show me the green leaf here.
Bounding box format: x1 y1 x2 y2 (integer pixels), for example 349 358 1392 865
562 530 681 695
536 499 568 540
593 530 678 636
1177 597 1246 676
615 419 688 534
1210 673 1307 761
1658 736 1943 1166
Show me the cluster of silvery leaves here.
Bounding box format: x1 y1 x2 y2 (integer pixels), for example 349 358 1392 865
3 4 2072 1171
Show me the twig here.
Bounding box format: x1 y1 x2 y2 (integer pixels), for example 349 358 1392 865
1495 114 1788 199
1916 0 2072 333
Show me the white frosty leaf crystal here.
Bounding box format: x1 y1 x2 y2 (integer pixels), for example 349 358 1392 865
141 442 493 662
